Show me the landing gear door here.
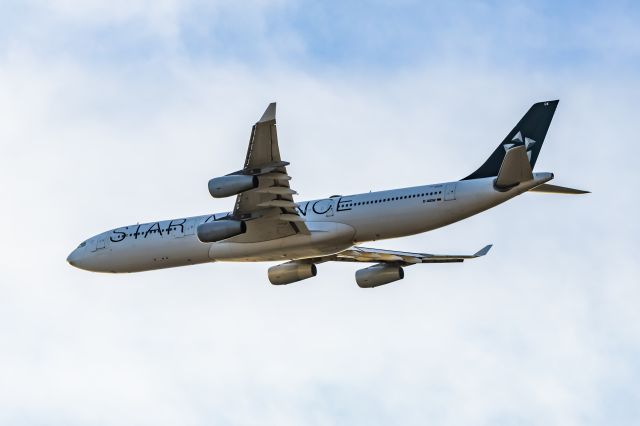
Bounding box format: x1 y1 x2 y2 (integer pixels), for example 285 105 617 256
444 183 457 201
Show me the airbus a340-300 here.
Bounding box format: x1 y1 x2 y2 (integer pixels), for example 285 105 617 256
67 101 587 287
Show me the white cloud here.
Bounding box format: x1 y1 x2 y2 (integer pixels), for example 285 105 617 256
1 2 639 425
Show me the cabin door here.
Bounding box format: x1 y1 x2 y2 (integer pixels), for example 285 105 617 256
183 219 196 236
96 236 106 250
444 183 457 201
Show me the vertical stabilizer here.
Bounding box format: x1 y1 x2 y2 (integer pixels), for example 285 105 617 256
463 100 558 180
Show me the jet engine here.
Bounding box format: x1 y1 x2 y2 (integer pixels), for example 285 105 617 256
197 220 246 243
208 175 258 198
268 262 317 285
355 264 404 288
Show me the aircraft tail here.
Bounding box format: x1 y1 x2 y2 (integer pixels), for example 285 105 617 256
462 100 559 180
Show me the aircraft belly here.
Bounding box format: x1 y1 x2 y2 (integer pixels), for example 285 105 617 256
208 221 355 261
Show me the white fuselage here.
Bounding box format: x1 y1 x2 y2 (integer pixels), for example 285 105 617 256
67 173 552 273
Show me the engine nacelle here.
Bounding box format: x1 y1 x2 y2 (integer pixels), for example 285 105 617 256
197 220 246 243
355 264 404 288
208 175 258 198
268 263 317 285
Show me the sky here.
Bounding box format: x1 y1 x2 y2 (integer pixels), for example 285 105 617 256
1 0 639 425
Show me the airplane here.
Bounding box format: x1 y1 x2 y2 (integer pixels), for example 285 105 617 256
67 100 588 288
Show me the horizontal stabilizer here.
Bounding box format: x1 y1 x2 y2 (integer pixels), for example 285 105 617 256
529 183 590 194
495 145 533 189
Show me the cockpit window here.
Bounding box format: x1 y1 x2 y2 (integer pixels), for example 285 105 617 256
78 241 86 248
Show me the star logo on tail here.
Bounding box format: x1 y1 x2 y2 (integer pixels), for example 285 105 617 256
503 131 536 160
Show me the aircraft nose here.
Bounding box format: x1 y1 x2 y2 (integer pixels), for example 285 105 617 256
67 248 81 268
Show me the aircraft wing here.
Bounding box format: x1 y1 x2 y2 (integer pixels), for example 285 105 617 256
306 244 493 265
229 103 309 242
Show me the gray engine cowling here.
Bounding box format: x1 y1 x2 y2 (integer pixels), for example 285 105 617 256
197 220 246 243
268 262 317 285
208 175 258 198
355 264 404 288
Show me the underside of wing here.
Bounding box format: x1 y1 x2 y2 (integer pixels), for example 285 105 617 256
304 244 493 265
228 103 309 242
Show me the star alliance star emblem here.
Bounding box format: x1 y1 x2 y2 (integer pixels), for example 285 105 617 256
503 131 536 160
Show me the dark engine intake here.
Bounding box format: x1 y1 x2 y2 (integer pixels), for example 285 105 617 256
268 263 317 285
197 220 246 243
208 175 259 198
355 264 404 288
